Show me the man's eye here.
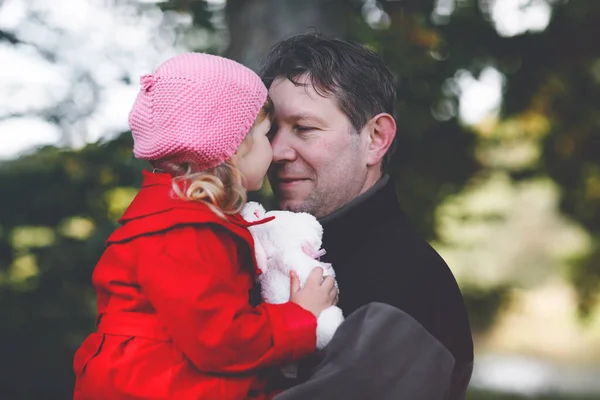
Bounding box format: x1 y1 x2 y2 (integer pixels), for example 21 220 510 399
295 125 314 132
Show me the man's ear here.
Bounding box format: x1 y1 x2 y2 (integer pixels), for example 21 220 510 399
364 113 396 167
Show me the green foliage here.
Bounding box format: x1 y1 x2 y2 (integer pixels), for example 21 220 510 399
461 284 512 334
0 134 145 398
159 0 215 29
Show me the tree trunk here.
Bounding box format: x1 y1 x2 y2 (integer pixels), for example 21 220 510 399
224 0 352 70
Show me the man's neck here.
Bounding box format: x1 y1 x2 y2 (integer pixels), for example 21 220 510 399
360 169 383 197
319 174 390 225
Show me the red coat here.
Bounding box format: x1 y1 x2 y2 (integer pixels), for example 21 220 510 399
73 170 317 400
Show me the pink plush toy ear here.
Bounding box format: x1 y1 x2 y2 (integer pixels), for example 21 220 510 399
302 241 326 259
240 201 266 223
301 241 314 257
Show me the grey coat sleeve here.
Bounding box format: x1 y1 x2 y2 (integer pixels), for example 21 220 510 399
273 302 456 400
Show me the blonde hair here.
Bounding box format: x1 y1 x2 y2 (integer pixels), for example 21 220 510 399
152 97 274 219
150 158 245 219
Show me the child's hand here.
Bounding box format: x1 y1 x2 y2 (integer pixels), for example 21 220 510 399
290 268 337 318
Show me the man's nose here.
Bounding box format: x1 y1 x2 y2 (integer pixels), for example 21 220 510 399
271 130 296 163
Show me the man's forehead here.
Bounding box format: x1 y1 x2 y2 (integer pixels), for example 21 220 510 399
270 76 323 98
269 76 336 117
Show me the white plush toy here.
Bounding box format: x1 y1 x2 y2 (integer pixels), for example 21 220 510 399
240 201 345 350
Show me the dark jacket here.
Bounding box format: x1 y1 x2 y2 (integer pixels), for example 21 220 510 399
274 302 456 400
316 174 474 399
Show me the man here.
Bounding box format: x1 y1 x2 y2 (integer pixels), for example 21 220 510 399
260 33 474 399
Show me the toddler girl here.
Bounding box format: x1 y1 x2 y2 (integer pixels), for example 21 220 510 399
72 52 337 400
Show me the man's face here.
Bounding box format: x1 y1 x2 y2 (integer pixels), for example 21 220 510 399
268 75 371 218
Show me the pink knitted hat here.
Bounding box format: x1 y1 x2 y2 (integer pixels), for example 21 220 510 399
128 52 268 170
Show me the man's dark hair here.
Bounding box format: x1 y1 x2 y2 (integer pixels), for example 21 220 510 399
259 33 397 166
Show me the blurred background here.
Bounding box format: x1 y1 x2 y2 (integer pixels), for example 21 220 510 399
0 0 599 399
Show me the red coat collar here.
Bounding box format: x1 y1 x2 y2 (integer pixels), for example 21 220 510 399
108 169 273 247
119 170 273 228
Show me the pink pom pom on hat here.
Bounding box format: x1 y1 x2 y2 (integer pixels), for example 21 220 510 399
128 52 268 171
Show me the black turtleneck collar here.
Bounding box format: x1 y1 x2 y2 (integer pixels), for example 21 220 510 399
319 174 406 252
318 174 390 225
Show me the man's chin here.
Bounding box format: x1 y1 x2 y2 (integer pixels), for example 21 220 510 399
275 198 308 213
275 199 296 212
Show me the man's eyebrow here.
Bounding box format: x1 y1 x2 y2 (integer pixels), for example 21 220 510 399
287 113 327 125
